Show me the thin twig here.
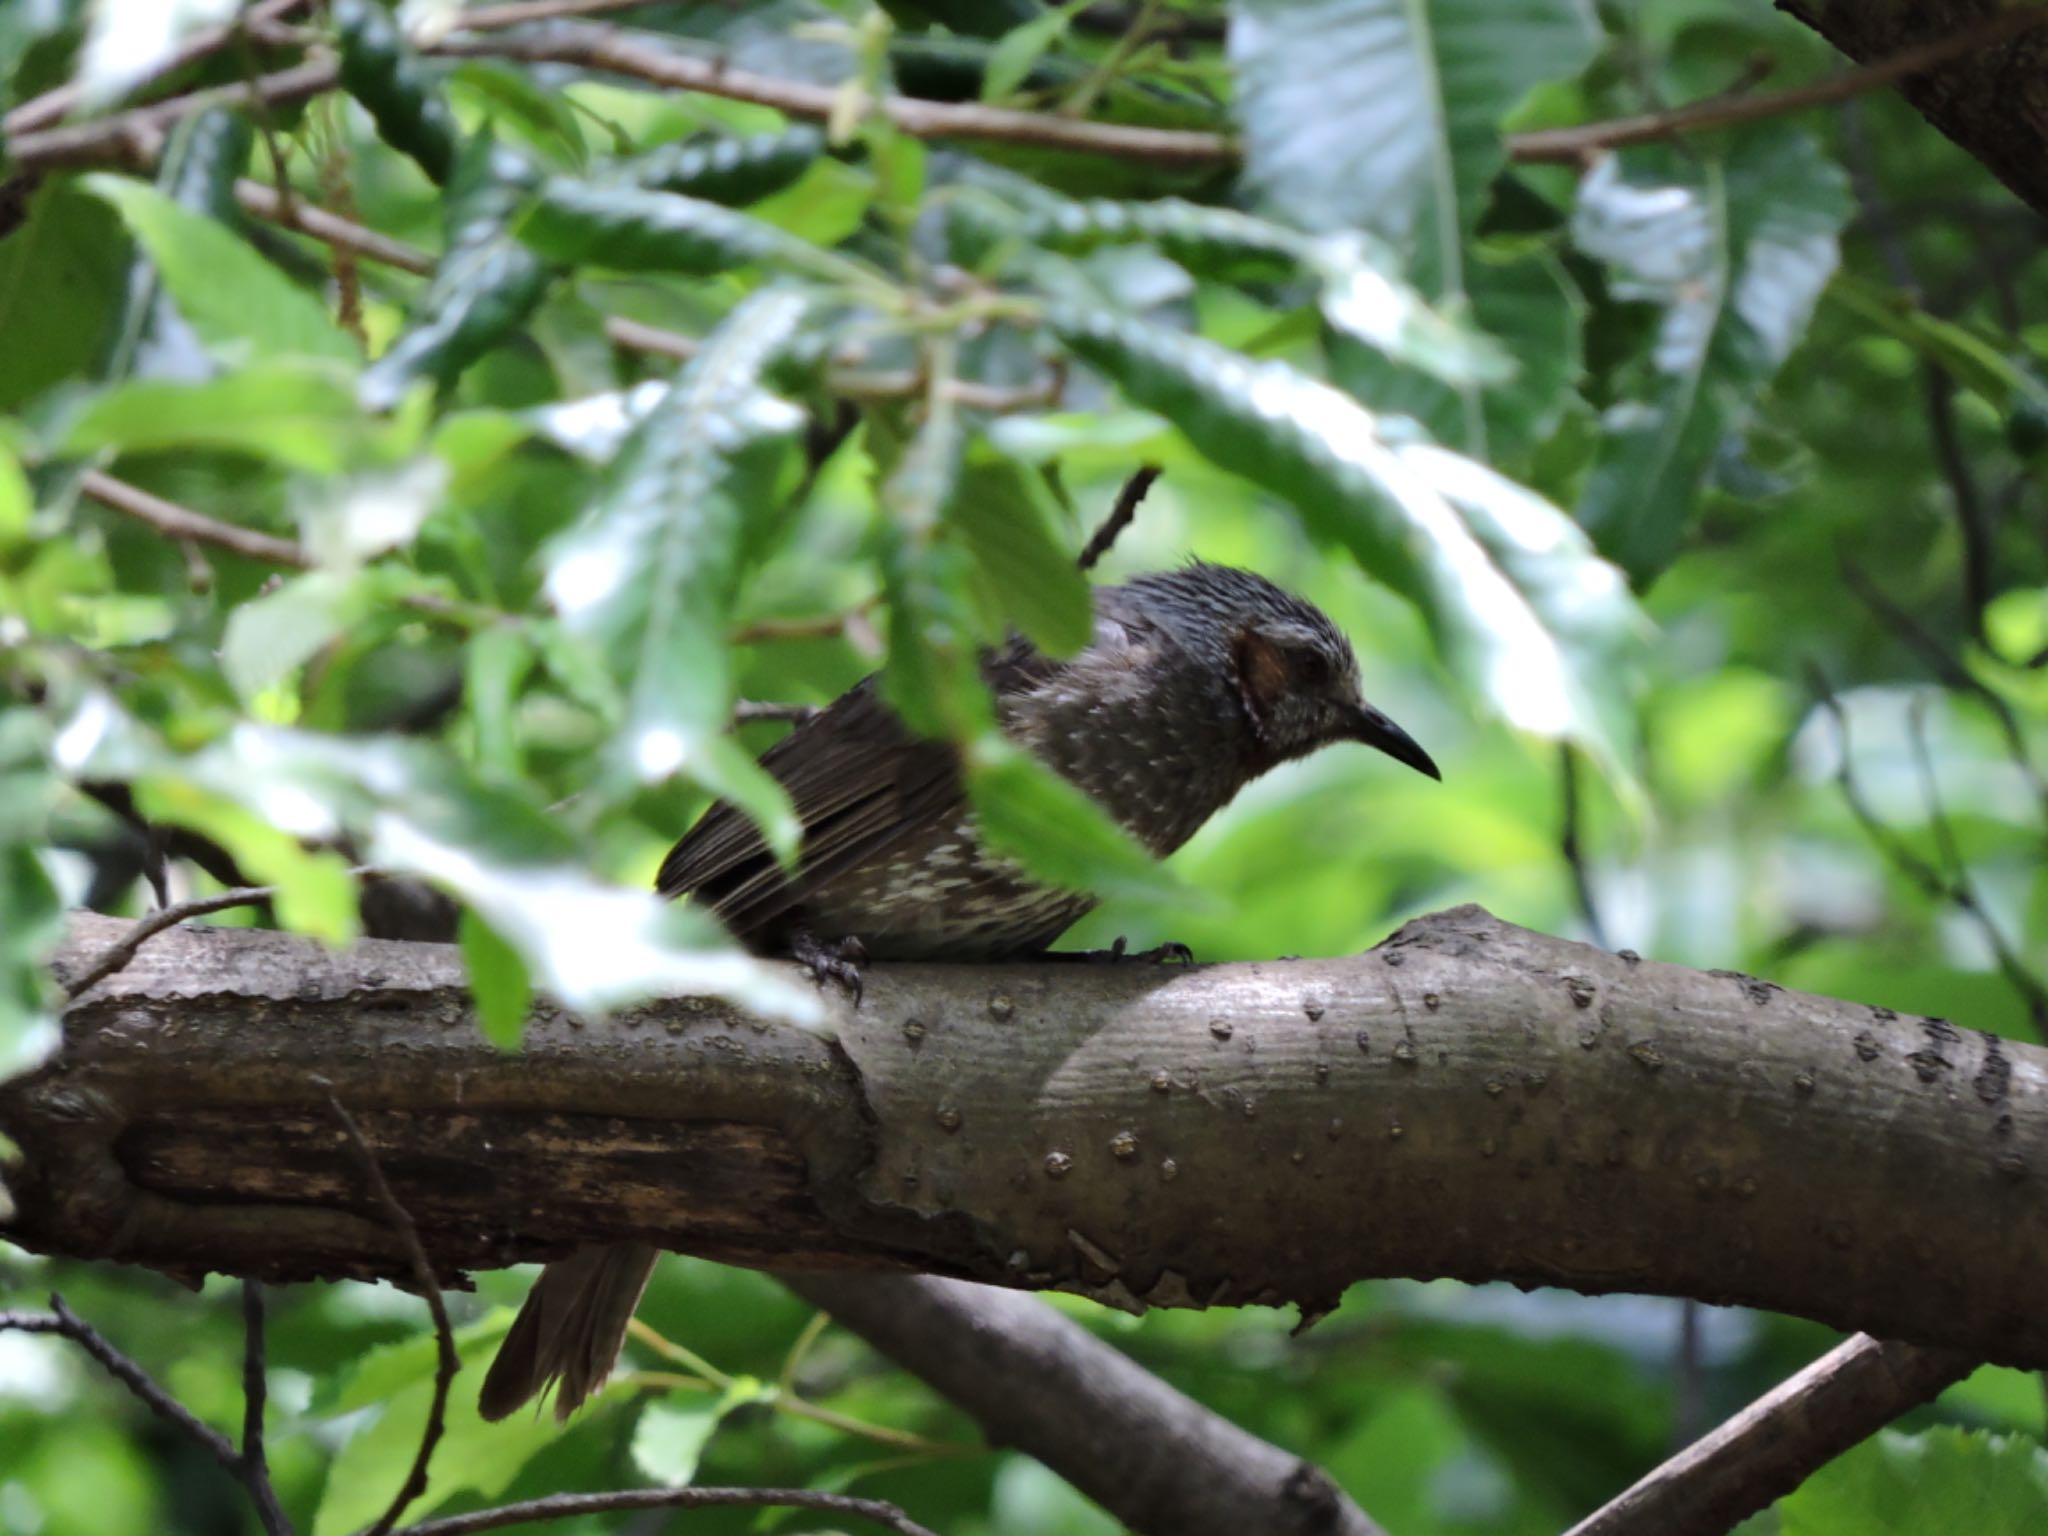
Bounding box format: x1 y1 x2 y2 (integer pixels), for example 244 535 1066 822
239 1283 295 1536
62 882 278 999
1077 465 1161 572
602 318 1062 411
1838 558 2048 814
429 25 1236 165
235 177 434 275
1557 745 1610 951
80 469 309 568
2 1298 241 1472
1564 1335 1973 1536
79 470 481 623
388 1486 944 1536
1511 6 2048 163
1811 673 2048 1033
1905 703 2048 1032
323 1093 460 1536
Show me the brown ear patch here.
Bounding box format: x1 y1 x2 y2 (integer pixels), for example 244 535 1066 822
1233 627 1290 739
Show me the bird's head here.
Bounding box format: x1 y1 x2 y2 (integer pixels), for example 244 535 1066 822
1230 612 1441 781
1119 563 1441 782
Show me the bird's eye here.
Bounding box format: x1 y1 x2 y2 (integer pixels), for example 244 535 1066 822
1289 647 1334 689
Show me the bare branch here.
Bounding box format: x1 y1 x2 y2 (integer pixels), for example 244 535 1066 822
1509 7 2048 164
80 470 309 569
235 178 434 276
1564 1335 1973 1536
1077 465 1162 573
602 318 1063 411
1905 704 2048 1033
63 880 279 999
239 1283 296 1536
323 1093 459 1536
0 1296 247 1487
1557 745 1610 951
387 1486 943 1536
428 24 1236 165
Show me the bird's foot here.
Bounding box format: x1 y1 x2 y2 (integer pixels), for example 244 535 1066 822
791 930 867 1004
1051 936 1196 965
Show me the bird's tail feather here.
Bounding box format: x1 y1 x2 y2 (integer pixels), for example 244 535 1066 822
477 1242 659 1422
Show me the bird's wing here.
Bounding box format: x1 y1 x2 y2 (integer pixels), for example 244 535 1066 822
658 651 1053 943
657 607 1155 945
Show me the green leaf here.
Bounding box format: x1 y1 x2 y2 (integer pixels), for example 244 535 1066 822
947 453 1093 657
1053 307 1643 767
57 705 823 1025
101 108 252 384
459 909 533 1050
0 843 63 1078
1020 196 1512 388
1825 270 2028 409
1572 128 1850 581
334 0 461 185
1230 0 1597 450
617 126 829 205
465 625 535 781
965 735 1198 910
544 288 808 845
64 361 361 472
875 391 994 743
1231 0 1598 267
517 178 875 290
0 184 140 411
1331 250 1581 463
360 139 556 412
1779 1428 2048 1535
981 0 1089 102
630 1400 723 1488
327 1312 513 1415
80 175 357 364
219 571 366 703
130 775 362 944
313 1317 558 1536
0 443 31 545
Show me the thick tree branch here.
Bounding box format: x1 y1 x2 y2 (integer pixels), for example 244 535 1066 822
789 1272 1386 1536
7 907 2044 1375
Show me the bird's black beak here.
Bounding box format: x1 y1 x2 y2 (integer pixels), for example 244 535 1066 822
1346 703 1441 781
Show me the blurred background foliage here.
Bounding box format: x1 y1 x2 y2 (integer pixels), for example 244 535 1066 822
3 0 2047 1531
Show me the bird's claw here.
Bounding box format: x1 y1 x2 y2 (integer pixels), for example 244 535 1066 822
1064 936 1196 965
1121 937 1195 966
792 932 867 1005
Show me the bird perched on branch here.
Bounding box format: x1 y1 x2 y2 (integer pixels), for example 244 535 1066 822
479 561 1439 1422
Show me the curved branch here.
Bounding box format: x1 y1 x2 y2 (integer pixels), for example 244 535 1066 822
1564 1334 1974 1536
789 1272 1386 1536
6 907 2045 1372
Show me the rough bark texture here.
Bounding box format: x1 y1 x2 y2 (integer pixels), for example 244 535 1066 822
6 906 2045 1368
788 1272 1387 1536
1779 0 2048 218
